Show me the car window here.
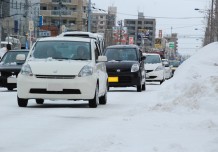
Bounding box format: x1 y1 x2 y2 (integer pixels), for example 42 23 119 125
32 41 91 60
105 48 137 61
144 55 161 64
0 51 28 64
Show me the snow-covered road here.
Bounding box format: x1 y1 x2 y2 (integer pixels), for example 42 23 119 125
1 81 218 152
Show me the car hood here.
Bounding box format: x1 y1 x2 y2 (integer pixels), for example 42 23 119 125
144 63 162 70
106 61 138 72
27 59 91 75
0 63 23 71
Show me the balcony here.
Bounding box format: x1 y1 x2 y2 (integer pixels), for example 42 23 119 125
41 10 79 18
40 0 79 5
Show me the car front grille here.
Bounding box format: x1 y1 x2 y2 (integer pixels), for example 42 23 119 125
29 89 81 94
119 76 132 83
35 75 75 79
146 70 153 73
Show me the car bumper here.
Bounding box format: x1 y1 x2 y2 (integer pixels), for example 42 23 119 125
107 71 141 87
17 74 97 100
0 76 17 88
146 70 164 82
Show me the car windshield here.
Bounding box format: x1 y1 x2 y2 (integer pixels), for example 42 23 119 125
105 48 137 61
144 55 161 64
0 51 28 65
32 41 91 60
169 60 180 67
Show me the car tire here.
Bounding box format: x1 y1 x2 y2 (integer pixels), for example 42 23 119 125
137 84 142 92
36 99 44 104
89 85 99 108
7 87 14 91
160 79 164 84
142 82 146 91
99 86 107 105
17 96 28 107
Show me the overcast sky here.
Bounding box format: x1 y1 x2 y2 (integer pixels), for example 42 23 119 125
92 0 211 55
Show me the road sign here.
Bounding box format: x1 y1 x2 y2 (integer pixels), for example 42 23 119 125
29 21 34 31
169 42 174 49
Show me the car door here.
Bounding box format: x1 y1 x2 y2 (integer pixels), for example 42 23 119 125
93 41 107 96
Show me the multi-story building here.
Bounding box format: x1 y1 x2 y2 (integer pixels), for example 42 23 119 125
91 12 107 33
164 33 178 59
124 12 156 50
40 0 88 34
91 6 117 47
91 6 116 33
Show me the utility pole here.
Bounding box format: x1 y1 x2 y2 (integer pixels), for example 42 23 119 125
0 0 3 47
214 0 218 41
59 0 62 34
210 0 214 43
87 0 92 32
119 20 123 44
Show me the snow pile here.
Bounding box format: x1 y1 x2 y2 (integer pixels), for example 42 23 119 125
149 42 218 112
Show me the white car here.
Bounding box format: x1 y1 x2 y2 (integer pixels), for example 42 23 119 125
143 53 165 84
17 37 108 108
162 59 173 79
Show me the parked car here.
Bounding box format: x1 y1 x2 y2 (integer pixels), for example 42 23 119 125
162 59 173 79
143 53 165 84
17 37 108 108
0 49 29 90
104 45 146 92
169 60 181 75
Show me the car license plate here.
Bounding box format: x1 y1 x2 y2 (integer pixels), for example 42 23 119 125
108 77 118 82
47 83 63 91
7 77 17 83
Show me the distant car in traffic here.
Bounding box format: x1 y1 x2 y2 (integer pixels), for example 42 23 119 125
104 45 146 92
162 59 173 79
143 53 165 84
0 49 29 90
169 60 181 75
17 36 108 108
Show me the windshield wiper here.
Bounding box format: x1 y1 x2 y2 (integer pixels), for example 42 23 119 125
73 58 89 60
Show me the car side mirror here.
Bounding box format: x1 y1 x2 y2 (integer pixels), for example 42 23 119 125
141 56 146 60
16 54 26 61
97 56 107 62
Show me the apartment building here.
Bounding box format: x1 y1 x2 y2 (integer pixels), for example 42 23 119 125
40 0 88 33
91 6 116 33
124 12 156 49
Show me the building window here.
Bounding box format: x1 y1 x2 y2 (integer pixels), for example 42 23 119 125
41 6 47 10
138 21 142 24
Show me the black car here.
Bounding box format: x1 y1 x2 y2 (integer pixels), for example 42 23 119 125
104 45 146 92
0 49 29 90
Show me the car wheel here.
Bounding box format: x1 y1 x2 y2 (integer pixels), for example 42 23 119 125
137 84 142 92
7 87 14 91
160 79 164 84
142 82 146 91
89 85 99 108
17 96 28 107
36 99 44 104
99 86 107 105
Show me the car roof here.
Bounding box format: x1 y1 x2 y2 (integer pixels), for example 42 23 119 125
8 49 29 52
37 36 92 42
106 44 140 49
58 31 97 39
143 53 161 56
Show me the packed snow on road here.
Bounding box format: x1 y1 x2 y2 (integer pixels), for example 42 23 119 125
0 43 218 152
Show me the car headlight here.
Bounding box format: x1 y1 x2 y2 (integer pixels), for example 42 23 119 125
131 64 139 72
78 65 93 77
155 66 164 71
20 64 33 76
